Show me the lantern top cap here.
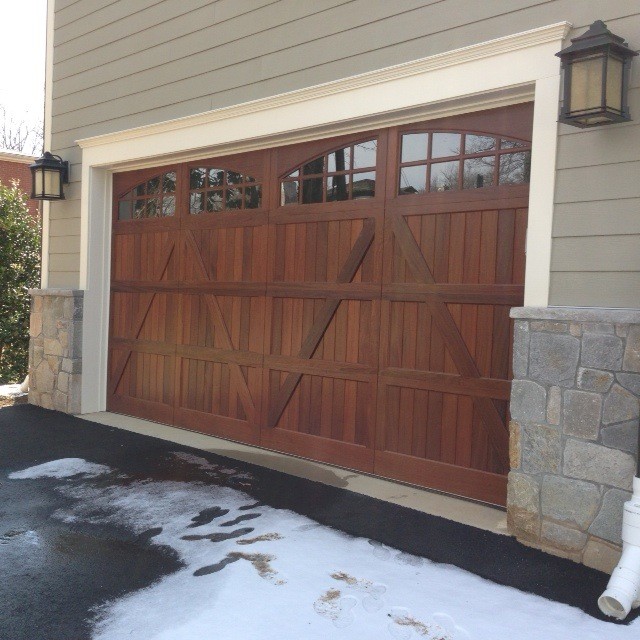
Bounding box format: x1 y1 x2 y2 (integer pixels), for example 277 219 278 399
556 20 638 59
29 151 66 171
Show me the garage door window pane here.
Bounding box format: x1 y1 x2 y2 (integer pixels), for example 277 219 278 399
281 180 299 205
302 178 323 203
327 148 351 172
499 152 531 184
163 172 176 193
190 168 206 189
465 135 496 154
327 174 350 201
245 186 262 209
162 196 175 216
353 140 377 169
430 161 459 191
399 165 427 195
463 157 495 189
431 133 460 158
401 133 428 163
190 192 204 214
207 191 223 212
352 172 375 199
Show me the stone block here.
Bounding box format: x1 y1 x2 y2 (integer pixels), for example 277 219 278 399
581 322 614 335
589 489 630 545
43 338 63 357
53 390 68 412
57 371 69 394
59 331 69 351
46 356 61 375
509 420 521 470
63 295 83 321
623 325 640 372
33 360 55 394
29 312 42 338
616 324 629 338
39 393 54 410
577 368 614 393
32 295 43 314
601 421 639 454
31 344 44 370
581 333 623 370
512 321 529 378
616 372 640 396
508 471 540 512
529 333 579 387
62 358 82 374
546 386 561 425
562 390 602 440
68 375 82 414
530 321 568 333
522 423 561 474
603 384 639 425
541 475 600 530
583 537 622 575
69 324 83 359
569 323 582 337
507 472 540 542
563 439 635 490
541 521 587 553
510 380 546 423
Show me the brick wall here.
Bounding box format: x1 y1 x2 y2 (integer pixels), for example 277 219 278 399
0 156 41 219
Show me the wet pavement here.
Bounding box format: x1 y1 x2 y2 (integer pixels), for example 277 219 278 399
0 405 636 639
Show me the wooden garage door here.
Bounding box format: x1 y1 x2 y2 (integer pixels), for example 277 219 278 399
108 104 532 505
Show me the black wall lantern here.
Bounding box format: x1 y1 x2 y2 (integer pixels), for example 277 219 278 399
556 20 637 128
29 152 69 201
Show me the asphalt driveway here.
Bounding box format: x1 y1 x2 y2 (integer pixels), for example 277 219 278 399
0 405 637 639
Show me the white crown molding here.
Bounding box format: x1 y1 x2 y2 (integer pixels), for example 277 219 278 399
77 21 570 151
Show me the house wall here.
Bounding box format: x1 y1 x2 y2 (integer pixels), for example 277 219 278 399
48 0 640 308
0 153 41 220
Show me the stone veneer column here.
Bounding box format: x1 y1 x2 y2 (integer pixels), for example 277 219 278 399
508 307 640 574
28 289 83 414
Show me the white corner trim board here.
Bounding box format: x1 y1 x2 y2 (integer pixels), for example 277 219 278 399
77 22 571 414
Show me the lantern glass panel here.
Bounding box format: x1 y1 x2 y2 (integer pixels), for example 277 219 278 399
34 170 44 197
606 54 624 113
570 54 604 114
44 169 60 197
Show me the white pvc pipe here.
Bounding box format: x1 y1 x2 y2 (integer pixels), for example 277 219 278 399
598 476 640 620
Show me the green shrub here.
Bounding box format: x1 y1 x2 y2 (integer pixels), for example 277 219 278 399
0 181 40 383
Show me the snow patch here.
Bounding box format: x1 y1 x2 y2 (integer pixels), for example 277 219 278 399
9 458 112 479
10 458 640 640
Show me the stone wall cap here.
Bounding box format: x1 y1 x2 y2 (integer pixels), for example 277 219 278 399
511 306 640 324
29 288 84 298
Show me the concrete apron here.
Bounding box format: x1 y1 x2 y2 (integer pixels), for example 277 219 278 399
80 410 508 536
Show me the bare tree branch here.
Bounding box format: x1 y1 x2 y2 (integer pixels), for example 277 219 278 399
0 106 43 156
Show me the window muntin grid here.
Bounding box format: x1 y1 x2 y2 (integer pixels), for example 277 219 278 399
189 168 262 214
398 131 531 196
280 139 377 205
117 171 177 220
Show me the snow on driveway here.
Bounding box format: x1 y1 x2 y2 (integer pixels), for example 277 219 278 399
9 456 639 640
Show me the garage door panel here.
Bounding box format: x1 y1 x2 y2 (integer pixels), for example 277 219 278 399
107 346 175 423
269 216 380 285
182 225 268 285
267 297 378 366
112 230 179 283
179 294 264 353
